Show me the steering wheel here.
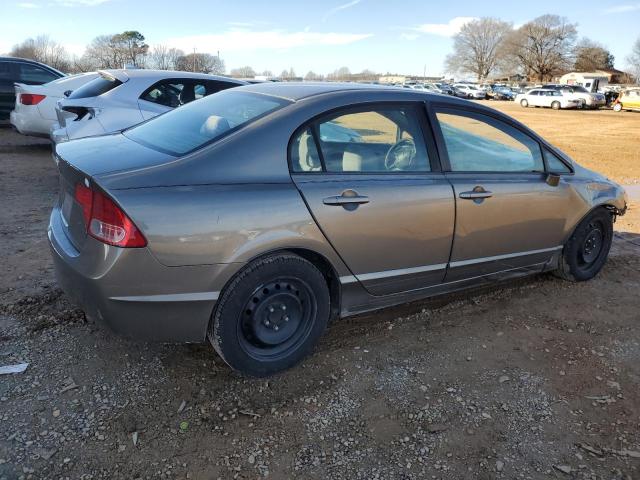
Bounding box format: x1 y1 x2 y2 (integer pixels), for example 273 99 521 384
384 138 417 171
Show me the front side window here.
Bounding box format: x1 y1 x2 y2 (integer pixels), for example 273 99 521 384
436 110 544 173
125 90 290 156
18 64 59 84
544 148 571 173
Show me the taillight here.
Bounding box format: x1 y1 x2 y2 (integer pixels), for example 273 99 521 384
20 93 46 105
73 183 146 248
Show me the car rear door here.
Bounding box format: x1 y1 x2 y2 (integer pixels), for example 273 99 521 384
290 103 455 296
0 61 18 120
431 105 574 281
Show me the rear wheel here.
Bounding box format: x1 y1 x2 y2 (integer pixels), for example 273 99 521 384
520 99 528 107
613 103 622 112
551 101 561 110
555 209 613 282
209 253 330 377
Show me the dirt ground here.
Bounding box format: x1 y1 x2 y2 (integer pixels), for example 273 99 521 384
1 105 640 480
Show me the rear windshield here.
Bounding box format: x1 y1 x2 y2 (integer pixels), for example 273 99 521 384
68 76 122 99
124 90 290 156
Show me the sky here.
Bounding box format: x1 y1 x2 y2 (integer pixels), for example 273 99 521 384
1 0 639 77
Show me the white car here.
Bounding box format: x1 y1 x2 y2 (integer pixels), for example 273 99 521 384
543 85 606 109
10 72 98 137
50 69 246 144
453 84 486 99
515 89 580 110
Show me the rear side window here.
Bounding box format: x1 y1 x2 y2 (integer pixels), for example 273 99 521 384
141 80 186 107
291 106 430 173
69 76 122 99
18 64 60 84
436 110 543 173
124 90 290 156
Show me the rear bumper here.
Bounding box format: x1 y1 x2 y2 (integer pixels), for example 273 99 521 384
50 123 69 144
10 110 52 137
48 207 226 342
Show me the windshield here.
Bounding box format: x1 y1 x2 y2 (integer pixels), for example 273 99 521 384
572 86 589 93
124 90 291 156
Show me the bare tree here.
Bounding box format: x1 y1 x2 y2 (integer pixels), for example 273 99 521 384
84 31 148 69
10 35 70 71
445 18 512 81
175 53 224 74
627 36 640 81
260 70 273 77
304 71 323 81
574 38 615 71
504 15 577 82
229 66 256 78
327 67 351 81
149 45 185 70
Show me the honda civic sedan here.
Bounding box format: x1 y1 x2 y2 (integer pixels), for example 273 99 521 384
49 83 627 377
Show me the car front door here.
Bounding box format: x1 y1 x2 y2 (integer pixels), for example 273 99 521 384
432 106 574 281
290 104 455 296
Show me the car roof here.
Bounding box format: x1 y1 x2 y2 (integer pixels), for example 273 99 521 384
238 81 411 101
0 56 65 75
98 69 246 84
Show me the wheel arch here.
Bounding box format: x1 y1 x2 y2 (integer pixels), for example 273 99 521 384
562 203 618 246
212 247 343 327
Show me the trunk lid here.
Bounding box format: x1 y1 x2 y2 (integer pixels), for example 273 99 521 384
54 132 176 179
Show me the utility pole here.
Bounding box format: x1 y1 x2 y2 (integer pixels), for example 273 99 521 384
193 47 196 72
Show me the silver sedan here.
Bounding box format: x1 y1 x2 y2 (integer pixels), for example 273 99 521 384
49 83 627 376
50 69 246 144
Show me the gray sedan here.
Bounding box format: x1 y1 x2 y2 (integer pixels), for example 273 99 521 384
49 83 627 376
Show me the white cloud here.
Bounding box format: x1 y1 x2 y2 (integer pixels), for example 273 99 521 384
165 29 373 53
323 0 362 22
17 2 39 7
414 16 478 37
604 3 640 12
401 33 420 41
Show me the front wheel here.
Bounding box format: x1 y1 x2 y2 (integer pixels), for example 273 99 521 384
555 209 613 282
613 103 622 112
520 99 528 107
209 253 330 377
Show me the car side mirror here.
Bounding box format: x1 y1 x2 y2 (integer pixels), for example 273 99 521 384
546 173 561 187
64 90 72 97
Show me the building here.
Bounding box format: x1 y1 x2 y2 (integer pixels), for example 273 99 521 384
558 69 629 91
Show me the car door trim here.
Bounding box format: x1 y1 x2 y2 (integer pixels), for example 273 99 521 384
449 246 563 268
340 262 448 284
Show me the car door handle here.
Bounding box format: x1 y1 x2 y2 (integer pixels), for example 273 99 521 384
323 195 370 206
459 190 493 200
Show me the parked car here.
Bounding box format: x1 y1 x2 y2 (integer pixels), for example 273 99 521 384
543 84 606 109
612 88 640 112
490 86 517 101
10 72 99 137
49 83 626 376
435 83 455 95
50 69 246 144
0 56 64 122
453 84 486 99
515 89 580 109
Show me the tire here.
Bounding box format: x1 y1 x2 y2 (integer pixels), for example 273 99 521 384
551 101 560 110
209 253 330 377
554 208 613 282
520 99 528 107
613 103 622 112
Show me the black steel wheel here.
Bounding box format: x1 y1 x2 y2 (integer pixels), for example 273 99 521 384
555 208 613 282
209 253 330 377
